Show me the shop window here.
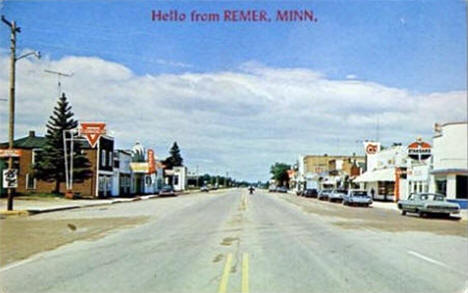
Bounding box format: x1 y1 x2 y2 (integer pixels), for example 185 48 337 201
456 175 468 199
26 174 36 190
108 152 113 167
101 150 106 167
435 179 447 196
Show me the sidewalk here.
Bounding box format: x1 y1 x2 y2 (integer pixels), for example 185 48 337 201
0 188 226 217
0 195 158 217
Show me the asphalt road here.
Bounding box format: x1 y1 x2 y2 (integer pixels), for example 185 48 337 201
1 189 467 293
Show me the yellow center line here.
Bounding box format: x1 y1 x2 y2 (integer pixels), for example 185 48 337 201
242 253 249 293
218 253 233 293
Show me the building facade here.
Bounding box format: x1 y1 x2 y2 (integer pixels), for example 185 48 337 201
429 122 468 207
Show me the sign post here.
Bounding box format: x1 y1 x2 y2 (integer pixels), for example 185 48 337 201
63 122 106 199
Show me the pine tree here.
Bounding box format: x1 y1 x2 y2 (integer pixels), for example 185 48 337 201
33 93 92 194
163 142 183 169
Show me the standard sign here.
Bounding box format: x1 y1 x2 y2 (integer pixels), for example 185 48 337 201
0 149 22 157
408 140 431 161
3 169 18 188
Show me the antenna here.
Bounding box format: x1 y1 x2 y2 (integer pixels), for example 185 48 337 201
44 69 73 97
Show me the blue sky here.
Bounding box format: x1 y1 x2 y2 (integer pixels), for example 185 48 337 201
0 1 466 181
2 0 465 93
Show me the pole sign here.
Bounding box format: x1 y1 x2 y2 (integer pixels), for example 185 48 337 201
364 142 380 155
79 122 106 148
3 169 18 188
0 149 21 158
147 149 156 174
408 140 431 161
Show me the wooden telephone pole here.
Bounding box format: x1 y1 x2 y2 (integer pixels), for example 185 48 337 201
2 15 20 211
2 15 40 210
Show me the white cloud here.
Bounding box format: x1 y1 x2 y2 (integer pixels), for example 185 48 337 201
0 54 465 181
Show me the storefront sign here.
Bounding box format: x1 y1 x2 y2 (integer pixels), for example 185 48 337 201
148 149 156 174
79 122 107 148
364 142 380 155
0 149 21 157
408 140 431 161
130 162 149 173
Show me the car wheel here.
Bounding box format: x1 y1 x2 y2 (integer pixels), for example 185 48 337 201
401 210 407 216
418 210 426 218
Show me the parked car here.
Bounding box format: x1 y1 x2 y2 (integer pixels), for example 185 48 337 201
276 186 288 193
343 190 372 207
318 189 332 200
303 189 318 198
159 184 176 197
200 186 209 192
397 193 460 218
329 189 347 202
269 186 277 192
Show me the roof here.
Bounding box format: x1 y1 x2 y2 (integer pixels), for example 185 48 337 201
354 168 395 183
0 135 47 149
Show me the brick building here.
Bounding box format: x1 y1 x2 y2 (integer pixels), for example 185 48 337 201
0 130 114 198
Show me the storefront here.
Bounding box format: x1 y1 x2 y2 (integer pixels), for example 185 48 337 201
354 168 396 201
430 122 468 208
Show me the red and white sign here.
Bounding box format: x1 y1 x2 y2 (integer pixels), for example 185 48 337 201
0 149 22 158
147 149 156 174
408 140 431 161
364 142 380 155
79 122 106 148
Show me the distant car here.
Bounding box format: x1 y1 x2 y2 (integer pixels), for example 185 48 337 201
397 193 460 218
343 190 372 207
269 186 277 192
303 189 318 198
276 186 288 193
200 186 209 192
159 185 176 197
318 189 332 200
329 189 347 202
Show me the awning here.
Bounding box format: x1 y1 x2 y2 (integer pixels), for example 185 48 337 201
430 168 468 175
354 168 395 183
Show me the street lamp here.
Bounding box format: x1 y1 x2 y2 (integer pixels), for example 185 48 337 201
2 15 41 210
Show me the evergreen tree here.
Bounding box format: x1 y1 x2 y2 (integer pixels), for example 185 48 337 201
33 93 92 194
163 142 183 169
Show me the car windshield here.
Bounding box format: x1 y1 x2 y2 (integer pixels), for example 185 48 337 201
335 190 347 194
353 191 368 197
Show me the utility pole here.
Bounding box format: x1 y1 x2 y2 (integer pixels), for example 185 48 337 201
3 15 20 211
2 15 40 210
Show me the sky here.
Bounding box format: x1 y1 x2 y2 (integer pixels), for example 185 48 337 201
0 0 466 181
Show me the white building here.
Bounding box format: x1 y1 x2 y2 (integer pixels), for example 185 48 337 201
165 166 187 191
354 144 408 201
429 122 468 206
111 150 133 197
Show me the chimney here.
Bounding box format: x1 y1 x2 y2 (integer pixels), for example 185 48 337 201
29 130 35 138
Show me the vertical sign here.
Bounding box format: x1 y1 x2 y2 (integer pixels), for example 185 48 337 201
148 149 156 174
